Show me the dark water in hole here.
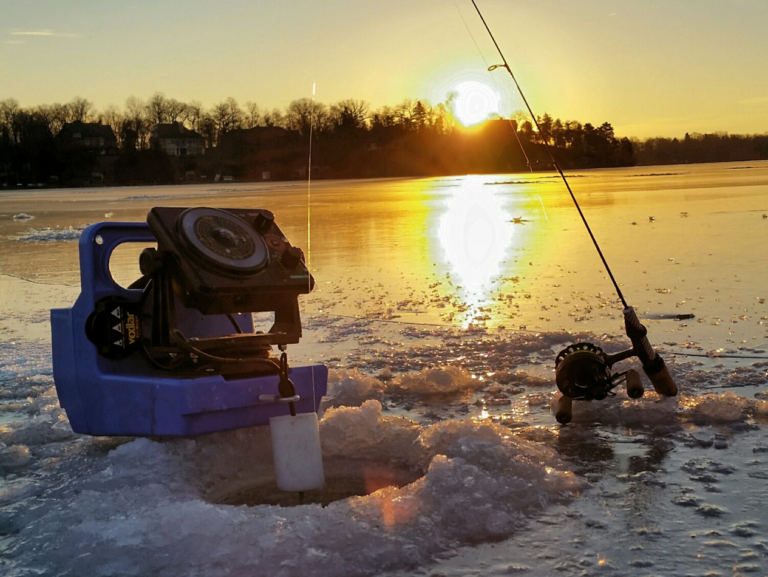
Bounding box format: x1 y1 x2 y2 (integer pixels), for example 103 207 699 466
215 462 421 507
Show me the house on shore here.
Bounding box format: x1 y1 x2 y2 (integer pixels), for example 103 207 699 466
150 122 205 156
217 126 302 180
57 121 117 155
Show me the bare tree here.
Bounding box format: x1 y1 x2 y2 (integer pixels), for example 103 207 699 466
0 98 21 143
185 101 204 132
370 105 398 129
68 97 94 122
100 104 126 146
224 97 244 130
145 92 170 126
31 104 55 136
394 99 417 130
329 99 369 131
47 103 73 134
125 96 149 149
262 108 285 128
166 99 187 124
198 114 217 148
286 98 328 135
209 97 244 144
244 101 261 128
510 110 530 128
431 103 452 134
444 90 458 121
209 102 229 143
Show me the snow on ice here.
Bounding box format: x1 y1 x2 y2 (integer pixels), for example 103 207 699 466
13 225 88 242
2 326 768 576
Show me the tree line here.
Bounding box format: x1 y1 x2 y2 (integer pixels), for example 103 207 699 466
633 132 768 165
2 93 767 186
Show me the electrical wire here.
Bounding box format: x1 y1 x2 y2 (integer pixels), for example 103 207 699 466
225 313 244 334
171 329 281 372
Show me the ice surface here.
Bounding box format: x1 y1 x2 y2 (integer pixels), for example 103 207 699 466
4 348 767 577
320 400 422 463
386 365 480 396
14 224 88 242
2 396 580 576
321 369 382 410
3 293 768 575
3 169 768 576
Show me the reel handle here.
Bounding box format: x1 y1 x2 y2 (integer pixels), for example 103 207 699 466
555 395 572 424
625 369 644 399
623 307 677 396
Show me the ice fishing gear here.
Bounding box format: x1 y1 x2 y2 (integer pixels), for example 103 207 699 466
468 1 677 423
553 306 677 424
51 207 327 436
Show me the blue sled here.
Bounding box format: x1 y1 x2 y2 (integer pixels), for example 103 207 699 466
51 221 327 437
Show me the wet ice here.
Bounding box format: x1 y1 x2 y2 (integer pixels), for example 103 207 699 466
3 168 768 576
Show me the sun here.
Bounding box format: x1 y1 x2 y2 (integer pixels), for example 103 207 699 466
453 81 501 126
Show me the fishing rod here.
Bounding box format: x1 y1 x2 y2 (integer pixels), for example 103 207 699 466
468 0 677 423
470 0 625 308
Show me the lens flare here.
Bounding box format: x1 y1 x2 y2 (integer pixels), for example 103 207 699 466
453 81 500 126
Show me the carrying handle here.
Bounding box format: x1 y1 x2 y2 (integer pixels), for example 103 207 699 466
78 222 155 303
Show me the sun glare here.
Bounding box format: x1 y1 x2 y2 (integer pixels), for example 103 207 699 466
453 81 500 126
436 179 514 326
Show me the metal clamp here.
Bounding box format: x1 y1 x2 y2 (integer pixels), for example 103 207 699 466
259 394 301 403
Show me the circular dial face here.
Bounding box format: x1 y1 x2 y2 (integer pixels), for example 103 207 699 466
178 207 268 272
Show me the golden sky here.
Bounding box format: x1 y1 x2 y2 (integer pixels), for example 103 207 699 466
2 0 768 138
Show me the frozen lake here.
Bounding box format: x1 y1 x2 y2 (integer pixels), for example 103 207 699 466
1 162 768 576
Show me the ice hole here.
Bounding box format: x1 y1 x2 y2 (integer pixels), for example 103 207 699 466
206 460 422 507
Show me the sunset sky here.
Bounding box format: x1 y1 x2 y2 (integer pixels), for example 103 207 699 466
2 0 767 138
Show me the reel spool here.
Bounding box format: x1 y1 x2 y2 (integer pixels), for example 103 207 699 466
555 343 618 401
554 342 646 425
553 307 676 425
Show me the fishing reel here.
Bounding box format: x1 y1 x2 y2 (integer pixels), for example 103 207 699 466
85 206 313 377
555 343 636 401
554 306 678 424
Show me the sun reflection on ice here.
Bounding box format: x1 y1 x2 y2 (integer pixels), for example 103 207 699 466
436 180 515 326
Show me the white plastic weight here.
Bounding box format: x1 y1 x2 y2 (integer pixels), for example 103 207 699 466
270 412 325 492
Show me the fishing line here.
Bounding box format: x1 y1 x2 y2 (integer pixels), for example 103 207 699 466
452 0 534 171
311 312 458 329
308 81 317 412
538 195 549 223
310 313 768 359
0 272 78 288
469 0 628 309
308 82 315 296
667 351 768 360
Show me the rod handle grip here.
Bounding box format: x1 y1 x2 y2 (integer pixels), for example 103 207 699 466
644 360 678 397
